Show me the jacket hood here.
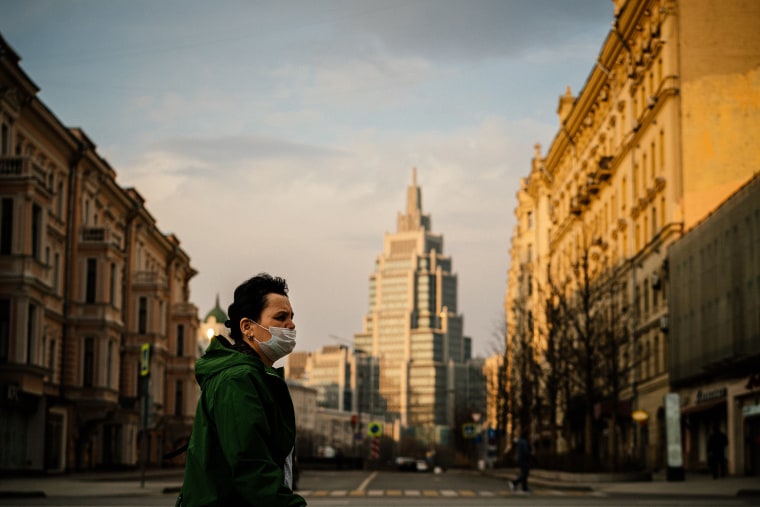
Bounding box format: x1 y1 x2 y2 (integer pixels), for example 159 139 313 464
195 336 261 386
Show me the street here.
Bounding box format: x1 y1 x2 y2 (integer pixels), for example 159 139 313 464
0 469 758 507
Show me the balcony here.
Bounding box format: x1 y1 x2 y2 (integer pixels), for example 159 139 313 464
0 156 47 187
81 227 106 242
133 270 168 290
570 197 582 216
80 227 122 250
586 175 600 195
172 302 198 318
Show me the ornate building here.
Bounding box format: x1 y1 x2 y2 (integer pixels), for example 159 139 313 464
506 0 760 471
0 34 199 472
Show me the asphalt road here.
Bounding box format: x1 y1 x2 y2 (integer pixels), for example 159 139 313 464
0 469 757 507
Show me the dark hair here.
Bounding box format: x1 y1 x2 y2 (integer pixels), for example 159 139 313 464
225 273 289 343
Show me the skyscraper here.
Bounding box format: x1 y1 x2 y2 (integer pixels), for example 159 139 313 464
354 169 470 440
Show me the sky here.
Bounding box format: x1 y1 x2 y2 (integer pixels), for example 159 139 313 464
1 0 614 358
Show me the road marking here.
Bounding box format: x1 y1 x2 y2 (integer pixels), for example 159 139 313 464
300 488 607 498
356 470 376 491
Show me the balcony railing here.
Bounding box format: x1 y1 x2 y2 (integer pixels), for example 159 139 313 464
81 227 106 242
0 156 47 186
133 270 167 288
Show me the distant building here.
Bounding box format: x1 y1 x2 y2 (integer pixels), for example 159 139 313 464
0 34 199 472
198 294 229 353
354 169 479 445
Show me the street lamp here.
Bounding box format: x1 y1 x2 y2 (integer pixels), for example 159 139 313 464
472 412 485 470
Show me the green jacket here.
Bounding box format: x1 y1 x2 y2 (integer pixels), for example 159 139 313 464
177 337 306 506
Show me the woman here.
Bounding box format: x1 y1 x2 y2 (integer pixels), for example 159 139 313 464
177 273 307 506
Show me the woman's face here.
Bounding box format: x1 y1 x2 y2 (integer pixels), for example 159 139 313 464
240 293 295 364
258 293 295 332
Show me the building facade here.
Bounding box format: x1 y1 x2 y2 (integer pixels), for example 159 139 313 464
354 170 475 444
669 174 760 476
506 0 760 471
0 35 199 472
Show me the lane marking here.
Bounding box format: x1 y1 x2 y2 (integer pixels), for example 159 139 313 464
356 471 376 491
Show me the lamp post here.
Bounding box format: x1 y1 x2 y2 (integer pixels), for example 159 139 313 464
472 411 484 470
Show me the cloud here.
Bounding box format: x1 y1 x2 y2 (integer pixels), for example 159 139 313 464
116 114 542 355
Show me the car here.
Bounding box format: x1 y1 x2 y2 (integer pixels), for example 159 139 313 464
415 459 429 472
395 456 417 471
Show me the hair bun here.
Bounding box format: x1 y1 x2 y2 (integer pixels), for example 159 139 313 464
224 319 232 328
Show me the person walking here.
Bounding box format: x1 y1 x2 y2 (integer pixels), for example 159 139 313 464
509 431 532 493
176 273 306 506
707 424 728 479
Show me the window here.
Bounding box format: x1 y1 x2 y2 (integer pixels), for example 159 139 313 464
527 211 533 229
138 297 147 334
32 204 41 259
83 337 94 387
176 324 184 357
54 253 60 293
57 182 63 217
1 123 8 155
85 258 97 303
1 198 13 255
107 340 113 388
0 299 9 363
48 339 56 374
174 380 183 416
27 304 36 364
109 262 116 305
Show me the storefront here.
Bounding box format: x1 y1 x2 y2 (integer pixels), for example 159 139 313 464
679 385 727 472
737 373 760 476
679 373 760 477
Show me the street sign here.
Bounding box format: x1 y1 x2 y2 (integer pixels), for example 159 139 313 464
368 421 382 437
140 343 151 377
462 422 478 439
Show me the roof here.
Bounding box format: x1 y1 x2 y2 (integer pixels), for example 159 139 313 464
203 293 228 324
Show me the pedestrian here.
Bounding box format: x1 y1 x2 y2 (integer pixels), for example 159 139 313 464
707 424 728 479
509 431 532 493
176 273 306 506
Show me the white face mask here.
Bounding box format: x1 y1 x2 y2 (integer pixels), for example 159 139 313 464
252 321 297 362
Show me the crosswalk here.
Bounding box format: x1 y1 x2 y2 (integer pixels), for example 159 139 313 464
299 488 607 498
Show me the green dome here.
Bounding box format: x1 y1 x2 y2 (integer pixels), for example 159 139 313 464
204 294 228 324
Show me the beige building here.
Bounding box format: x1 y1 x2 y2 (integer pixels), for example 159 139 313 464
354 170 478 447
0 35 199 472
506 0 760 471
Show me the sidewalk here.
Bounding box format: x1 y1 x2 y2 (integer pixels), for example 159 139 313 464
0 469 184 498
486 467 760 498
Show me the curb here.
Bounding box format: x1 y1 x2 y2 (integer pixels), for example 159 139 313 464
163 486 182 494
0 491 46 498
737 490 760 498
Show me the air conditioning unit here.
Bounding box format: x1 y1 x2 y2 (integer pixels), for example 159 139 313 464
659 315 669 332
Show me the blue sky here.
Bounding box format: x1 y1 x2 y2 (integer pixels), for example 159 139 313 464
1 0 613 357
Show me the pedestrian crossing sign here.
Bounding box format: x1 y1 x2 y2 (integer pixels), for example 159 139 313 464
368 421 382 437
